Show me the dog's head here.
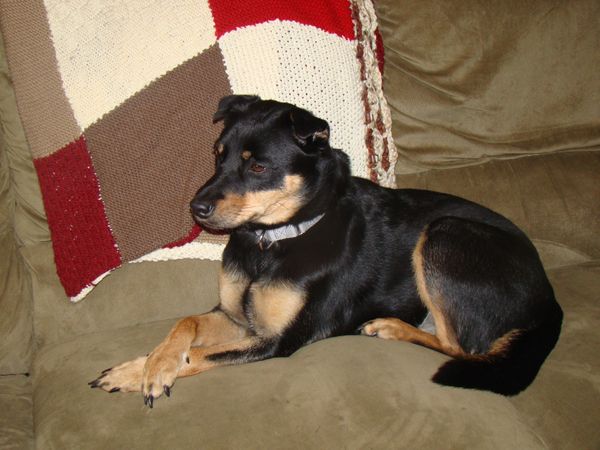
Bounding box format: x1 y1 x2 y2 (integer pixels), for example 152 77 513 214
190 95 350 231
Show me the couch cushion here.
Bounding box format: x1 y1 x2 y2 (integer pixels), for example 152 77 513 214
0 230 32 374
0 375 33 450
396 151 600 264
510 262 600 449
33 321 545 450
21 241 221 349
376 0 600 174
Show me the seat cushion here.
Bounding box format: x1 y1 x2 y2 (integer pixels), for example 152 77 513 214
0 375 33 450
0 230 33 374
510 262 600 449
32 322 545 449
21 241 221 350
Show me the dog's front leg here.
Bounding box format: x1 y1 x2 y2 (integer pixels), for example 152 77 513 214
140 315 209 403
141 335 276 407
90 309 247 400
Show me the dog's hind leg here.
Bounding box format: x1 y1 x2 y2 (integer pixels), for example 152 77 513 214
359 317 464 357
360 225 466 358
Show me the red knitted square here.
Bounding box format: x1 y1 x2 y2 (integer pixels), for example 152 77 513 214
209 0 356 40
34 137 122 297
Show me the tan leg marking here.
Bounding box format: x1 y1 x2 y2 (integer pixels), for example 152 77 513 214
212 174 304 227
249 282 306 337
411 230 465 357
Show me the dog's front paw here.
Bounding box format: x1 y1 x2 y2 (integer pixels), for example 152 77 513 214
89 356 147 393
141 345 187 407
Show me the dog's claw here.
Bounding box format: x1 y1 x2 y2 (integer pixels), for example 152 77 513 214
109 387 120 393
88 370 111 388
143 392 154 408
101 367 113 374
164 385 171 397
89 378 102 388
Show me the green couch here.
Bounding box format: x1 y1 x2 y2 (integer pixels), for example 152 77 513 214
1 1 599 448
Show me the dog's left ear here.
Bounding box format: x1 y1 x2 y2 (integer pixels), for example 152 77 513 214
290 108 330 151
213 95 261 124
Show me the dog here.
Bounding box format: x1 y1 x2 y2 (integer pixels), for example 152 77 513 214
90 95 563 407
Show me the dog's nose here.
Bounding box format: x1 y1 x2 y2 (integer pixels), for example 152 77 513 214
191 200 215 219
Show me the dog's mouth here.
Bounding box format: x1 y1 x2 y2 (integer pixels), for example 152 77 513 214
190 206 234 231
192 217 232 234
191 213 235 233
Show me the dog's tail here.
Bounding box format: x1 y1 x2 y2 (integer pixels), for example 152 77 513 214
432 305 563 396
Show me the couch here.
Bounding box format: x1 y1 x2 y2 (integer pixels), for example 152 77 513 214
1 1 599 448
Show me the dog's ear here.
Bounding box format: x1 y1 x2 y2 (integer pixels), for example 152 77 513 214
213 95 261 123
290 108 330 151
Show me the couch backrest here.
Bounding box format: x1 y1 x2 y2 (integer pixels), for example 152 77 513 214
376 0 600 174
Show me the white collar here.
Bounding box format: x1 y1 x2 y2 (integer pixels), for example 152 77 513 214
254 213 325 250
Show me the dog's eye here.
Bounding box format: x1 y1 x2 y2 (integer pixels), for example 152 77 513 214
249 163 266 173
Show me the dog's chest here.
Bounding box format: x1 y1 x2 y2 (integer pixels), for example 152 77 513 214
219 260 307 338
245 282 306 337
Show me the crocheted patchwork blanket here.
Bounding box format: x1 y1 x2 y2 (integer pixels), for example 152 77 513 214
1 0 396 301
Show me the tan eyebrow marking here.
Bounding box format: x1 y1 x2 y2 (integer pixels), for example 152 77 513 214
241 150 252 160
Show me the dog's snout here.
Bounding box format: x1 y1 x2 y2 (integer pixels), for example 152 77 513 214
191 200 215 219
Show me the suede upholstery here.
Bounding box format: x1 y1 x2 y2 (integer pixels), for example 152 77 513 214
377 0 600 174
0 32 34 375
396 152 600 264
1 1 599 449
34 325 546 449
0 376 32 450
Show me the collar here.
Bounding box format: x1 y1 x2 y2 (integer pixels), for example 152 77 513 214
254 213 325 250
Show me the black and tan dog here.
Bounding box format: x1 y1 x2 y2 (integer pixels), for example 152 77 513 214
91 95 563 406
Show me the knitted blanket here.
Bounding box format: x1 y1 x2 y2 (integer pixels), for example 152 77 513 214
0 0 396 301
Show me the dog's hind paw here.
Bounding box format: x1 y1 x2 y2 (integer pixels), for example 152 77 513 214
89 356 147 393
359 318 412 340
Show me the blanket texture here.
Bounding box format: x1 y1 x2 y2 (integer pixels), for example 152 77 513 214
0 0 395 301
